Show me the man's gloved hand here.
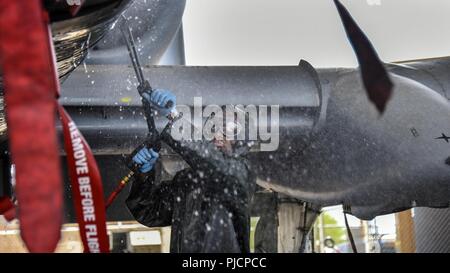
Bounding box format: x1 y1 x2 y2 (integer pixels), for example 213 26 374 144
132 148 159 173
142 89 176 117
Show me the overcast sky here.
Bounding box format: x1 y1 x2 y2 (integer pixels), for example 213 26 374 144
183 0 450 67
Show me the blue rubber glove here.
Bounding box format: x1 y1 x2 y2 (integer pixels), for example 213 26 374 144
142 89 176 117
132 148 159 173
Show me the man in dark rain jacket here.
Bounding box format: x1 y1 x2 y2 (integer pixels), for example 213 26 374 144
126 89 256 253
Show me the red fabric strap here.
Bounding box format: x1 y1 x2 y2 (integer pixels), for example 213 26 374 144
0 0 109 253
0 0 63 253
58 105 110 253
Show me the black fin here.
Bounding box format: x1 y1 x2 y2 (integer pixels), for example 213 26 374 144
334 0 393 114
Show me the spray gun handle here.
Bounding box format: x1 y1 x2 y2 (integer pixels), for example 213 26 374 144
138 80 174 110
126 134 161 173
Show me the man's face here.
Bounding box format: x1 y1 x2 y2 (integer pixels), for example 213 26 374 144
213 132 234 154
206 115 240 155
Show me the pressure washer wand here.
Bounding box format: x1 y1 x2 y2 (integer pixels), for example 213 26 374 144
106 18 181 209
121 20 145 89
120 16 174 109
105 116 181 209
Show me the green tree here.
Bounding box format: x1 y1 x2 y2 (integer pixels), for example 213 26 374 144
314 212 346 246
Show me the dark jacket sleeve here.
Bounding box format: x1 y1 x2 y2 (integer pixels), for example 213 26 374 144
160 128 256 205
161 129 246 178
125 169 174 227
